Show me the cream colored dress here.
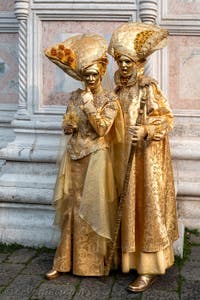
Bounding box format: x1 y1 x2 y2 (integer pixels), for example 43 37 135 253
115 71 179 275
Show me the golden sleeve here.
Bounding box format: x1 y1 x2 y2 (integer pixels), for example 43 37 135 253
62 97 78 131
82 99 118 137
145 83 173 141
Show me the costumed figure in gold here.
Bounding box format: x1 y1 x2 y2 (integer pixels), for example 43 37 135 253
108 22 179 292
44 34 124 278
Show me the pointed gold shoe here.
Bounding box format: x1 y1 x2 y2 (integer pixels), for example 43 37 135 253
127 274 157 293
45 269 61 280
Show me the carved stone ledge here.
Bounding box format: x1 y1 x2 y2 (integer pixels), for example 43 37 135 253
139 0 158 24
14 0 29 20
0 202 60 247
0 120 62 162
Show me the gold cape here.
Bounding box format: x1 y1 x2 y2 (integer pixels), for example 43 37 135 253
115 71 179 273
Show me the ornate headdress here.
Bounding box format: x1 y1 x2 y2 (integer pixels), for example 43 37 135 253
45 34 108 81
108 22 168 62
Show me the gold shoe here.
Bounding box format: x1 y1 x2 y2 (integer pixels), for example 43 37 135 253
45 269 61 280
127 274 157 293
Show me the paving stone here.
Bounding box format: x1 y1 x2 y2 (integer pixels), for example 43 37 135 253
45 272 80 286
187 246 200 264
181 263 200 281
180 248 200 281
0 254 8 263
0 263 24 286
31 282 76 300
112 292 142 300
7 248 36 264
0 274 42 300
73 276 114 300
0 244 200 300
22 252 54 275
111 271 140 299
141 290 179 300
150 266 179 291
181 279 200 300
190 234 200 245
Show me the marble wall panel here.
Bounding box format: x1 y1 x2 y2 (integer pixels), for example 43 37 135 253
42 21 122 106
168 36 200 110
0 0 15 12
168 0 200 15
0 33 18 105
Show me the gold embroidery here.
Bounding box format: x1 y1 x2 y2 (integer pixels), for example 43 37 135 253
66 89 118 160
115 74 178 255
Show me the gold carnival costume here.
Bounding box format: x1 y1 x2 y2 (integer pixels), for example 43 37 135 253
109 22 178 291
45 34 124 277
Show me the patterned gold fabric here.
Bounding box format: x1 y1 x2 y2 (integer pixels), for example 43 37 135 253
123 245 174 275
52 88 124 275
114 71 179 273
53 155 108 276
63 89 119 160
47 33 124 276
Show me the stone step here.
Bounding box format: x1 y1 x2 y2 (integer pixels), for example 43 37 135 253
0 202 59 247
0 173 56 189
0 186 53 204
170 137 200 160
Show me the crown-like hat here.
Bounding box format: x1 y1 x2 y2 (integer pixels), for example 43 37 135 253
108 22 168 62
45 34 108 81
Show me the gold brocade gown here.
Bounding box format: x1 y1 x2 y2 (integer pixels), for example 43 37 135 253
114 71 179 275
52 88 123 276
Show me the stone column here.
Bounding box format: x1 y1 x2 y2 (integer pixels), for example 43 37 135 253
139 0 158 24
139 0 158 77
14 0 30 120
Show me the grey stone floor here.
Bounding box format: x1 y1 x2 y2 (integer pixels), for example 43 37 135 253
0 232 199 300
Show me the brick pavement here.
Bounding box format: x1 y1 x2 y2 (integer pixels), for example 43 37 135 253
0 231 199 300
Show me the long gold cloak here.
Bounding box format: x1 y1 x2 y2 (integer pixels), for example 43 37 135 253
115 71 179 274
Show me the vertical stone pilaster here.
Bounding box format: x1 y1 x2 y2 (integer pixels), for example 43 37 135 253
139 0 158 76
139 0 158 24
14 0 30 120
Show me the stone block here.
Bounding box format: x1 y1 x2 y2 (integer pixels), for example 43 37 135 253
22 253 54 275
141 290 179 300
181 263 200 281
188 246 200 265
73 276 114 300
0 254 8 263
190 234 200 245
0 263 24 286
111 271 140 299
173 221 184 258
7 248 36 264
31 282 75 300
150 266 179 291
181 279 200 300
0 274 43 300
0 202 60 248
47 273 80 286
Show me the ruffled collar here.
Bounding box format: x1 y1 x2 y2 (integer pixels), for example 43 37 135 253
114 70 138 88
